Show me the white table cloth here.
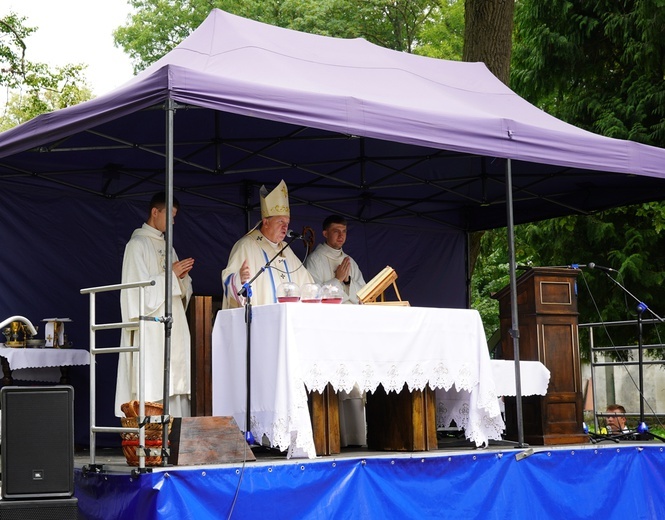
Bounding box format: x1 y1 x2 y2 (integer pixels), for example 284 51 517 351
212 303 505 459
490 359 550 397
0 347 90 382
436 359 550 431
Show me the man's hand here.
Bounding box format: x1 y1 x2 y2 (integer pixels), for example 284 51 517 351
240 259 251 284
335 257 351 283
173 257 195 279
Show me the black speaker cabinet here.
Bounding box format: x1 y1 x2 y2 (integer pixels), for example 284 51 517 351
0 497 78 520
1 386 75 499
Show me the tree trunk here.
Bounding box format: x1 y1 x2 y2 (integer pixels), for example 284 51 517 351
463 0 514 85
463 0 515 276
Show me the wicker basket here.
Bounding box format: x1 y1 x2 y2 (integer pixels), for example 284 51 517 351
121 436 166 467
121 400 164 418
120 401 172 466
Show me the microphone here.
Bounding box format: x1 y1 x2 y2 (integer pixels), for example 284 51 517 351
588 262 617 273
286 229 305 240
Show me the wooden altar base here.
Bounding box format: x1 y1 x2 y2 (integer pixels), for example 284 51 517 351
308 383 437 455
308 384 340 456
365 384 437 451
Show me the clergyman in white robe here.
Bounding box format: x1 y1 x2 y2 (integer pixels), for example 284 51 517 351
304 216 367 446
221 228 314 308
221 179 314 308
305 242 366 304
115 223 193 417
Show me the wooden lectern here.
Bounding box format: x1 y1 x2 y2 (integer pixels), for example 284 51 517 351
493 267 587 445
357 266 409 306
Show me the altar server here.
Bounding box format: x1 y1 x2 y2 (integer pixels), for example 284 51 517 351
306 214 367 446
115 192 194 417
305 214 366 305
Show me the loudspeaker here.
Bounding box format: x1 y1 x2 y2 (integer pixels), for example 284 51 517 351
0 497 78 520
1 386 74 499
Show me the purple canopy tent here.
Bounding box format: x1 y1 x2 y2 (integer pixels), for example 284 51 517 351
3 9 665 446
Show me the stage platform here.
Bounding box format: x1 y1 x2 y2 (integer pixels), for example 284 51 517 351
72 435 665 520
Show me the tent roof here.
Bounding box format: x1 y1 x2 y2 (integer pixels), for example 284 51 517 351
2 8 665 231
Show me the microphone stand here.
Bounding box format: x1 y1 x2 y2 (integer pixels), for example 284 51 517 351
237 234 300 446
595 270 665 442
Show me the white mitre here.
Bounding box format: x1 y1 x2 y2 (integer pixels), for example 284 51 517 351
260 179 290 217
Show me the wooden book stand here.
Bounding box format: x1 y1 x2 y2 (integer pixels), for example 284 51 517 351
357 266 409 306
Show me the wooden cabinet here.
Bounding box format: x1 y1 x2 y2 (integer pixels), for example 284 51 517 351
494 268 588 445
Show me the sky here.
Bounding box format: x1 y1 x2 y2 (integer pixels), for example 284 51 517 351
5 0 135 96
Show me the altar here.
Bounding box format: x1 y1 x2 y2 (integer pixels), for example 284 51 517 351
212 304 506 459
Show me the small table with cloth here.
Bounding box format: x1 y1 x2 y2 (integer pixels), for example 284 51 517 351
0 346 90 385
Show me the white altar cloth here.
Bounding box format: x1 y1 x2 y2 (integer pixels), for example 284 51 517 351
212 304 505 459
0 347 90 382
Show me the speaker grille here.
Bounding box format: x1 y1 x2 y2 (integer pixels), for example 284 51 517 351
0 497 78 520
1 386 74 499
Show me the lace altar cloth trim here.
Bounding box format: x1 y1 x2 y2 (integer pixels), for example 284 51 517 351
0 347 90 370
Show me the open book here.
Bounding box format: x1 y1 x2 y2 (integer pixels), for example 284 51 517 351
356 266 409 306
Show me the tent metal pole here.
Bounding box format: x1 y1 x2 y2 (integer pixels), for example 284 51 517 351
505 158 525 447
161 98 176 464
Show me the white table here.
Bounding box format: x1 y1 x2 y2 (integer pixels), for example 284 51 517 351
490 359 550 397
0 347 90 384
212 304 505 459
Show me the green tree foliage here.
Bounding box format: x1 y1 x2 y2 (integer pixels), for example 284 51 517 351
472 1 665 359
0 63 92 131
473 204 665 359
0 12 93 131
114 0 464 73
512 0 665 145
1 12 34 89
470 226 537 338
520 207 665 360
347 0 458 54
416 1 464 60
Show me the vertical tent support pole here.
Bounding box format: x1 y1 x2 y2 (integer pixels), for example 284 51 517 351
161 98 176 464
505 158 526 447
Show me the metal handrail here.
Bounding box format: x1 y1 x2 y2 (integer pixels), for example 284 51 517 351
581 318 665 432
80 279 155 471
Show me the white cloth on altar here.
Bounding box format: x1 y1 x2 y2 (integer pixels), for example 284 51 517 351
212 303 505 458
221 229 314 309
114 223 192 417
305 242 366 304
